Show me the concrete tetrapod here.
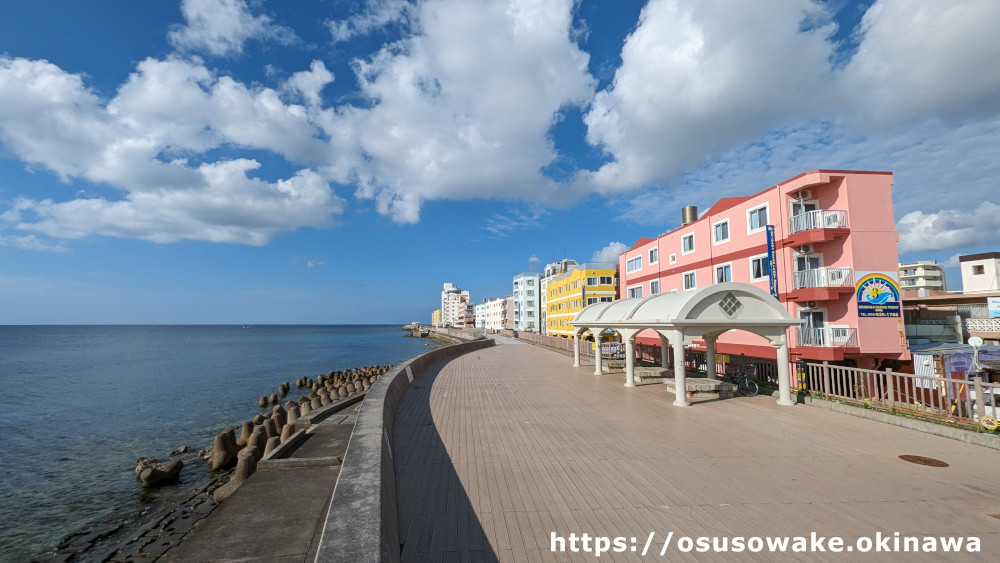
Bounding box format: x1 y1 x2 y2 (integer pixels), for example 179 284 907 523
213 447 257 503
208 430 237 471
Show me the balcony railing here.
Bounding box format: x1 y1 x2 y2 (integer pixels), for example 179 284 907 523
796 327 858 348
788 210 849 234
792 267 854 290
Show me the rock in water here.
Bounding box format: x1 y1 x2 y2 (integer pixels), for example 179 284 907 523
139 459 183 487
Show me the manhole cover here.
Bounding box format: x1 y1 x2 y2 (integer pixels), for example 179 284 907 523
898 455 949 467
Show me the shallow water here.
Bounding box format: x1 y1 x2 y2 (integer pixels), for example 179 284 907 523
0 325 438 561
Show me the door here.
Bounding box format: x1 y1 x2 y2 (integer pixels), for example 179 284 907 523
799 311 825 346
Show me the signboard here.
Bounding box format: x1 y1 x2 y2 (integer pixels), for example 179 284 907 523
988 297 1000 318
855 271 901 318
765 225 778 298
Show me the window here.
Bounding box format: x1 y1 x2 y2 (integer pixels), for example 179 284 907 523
716 264 732 283
750 255 769 281
713 220 730 244
587 277 597 286
649 248 658 264
669 253 677 264
600 296 614 302
903 268 916 276
626 256 642 273
527 300 534 307
650 280 660 294
682 233 695 254
627 286 643 298
973 265 985 275
683 271 696 290
747 204 768 232
587 297 598 305
903 279 916 286
526 289 534 296
599 275 613 285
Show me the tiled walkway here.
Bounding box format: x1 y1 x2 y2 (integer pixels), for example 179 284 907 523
394 338 1000 561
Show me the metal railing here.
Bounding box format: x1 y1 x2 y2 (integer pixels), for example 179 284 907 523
796 327 858 348
788 209 849 234
804 362 1000 428
792 267 854 290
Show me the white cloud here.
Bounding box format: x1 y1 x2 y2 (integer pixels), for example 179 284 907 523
335 0 596 222
5 164 342 245
328 0 413 43
528 254 540 265
0 234 68 252
306 260 326 268
580 0 837 193
169 0 296 57
843 0 1000 125
589 241 627 265
897 201 1000 255
0 56 345 246
284 60 335 107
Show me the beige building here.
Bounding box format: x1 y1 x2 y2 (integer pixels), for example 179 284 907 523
960 252 1000 294
898 260 947 295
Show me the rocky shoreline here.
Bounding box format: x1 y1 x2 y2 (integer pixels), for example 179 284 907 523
31 363 393 562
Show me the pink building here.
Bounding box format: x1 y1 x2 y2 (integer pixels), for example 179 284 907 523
619 170 910 369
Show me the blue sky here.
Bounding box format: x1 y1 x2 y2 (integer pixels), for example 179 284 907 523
1 0 999 324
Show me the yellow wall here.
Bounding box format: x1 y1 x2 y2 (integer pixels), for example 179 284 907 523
546 267 617 337
431 309 441 326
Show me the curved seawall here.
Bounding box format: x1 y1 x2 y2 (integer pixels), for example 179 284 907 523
315 329 493 562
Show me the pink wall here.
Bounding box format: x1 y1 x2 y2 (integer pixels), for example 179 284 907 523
621 170 908 364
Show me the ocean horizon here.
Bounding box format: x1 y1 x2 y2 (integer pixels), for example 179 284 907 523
0 324 440 561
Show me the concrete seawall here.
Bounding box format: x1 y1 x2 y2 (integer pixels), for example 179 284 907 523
314 328 492 562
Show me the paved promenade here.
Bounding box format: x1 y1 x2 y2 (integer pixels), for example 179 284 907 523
394 337 1000 561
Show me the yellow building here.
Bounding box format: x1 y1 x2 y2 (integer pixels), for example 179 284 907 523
546 263 617 338
431 309 441 327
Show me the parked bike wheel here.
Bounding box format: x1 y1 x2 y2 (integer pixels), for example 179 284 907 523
738 378 759 397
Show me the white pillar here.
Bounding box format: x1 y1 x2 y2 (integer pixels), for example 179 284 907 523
672 334 689 407
776 342 795 406
573 333 580 367
624 335 636 387
659 334 670 368
704 336 717 380
594 333 604 375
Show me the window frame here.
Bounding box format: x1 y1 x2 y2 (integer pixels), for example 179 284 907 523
626 285 644 299
626 255 642 273
649 247 658 264
749 253 770 282
683 271 697 291
650 280 660 294
681 232 695 255
712 218 730 246
746 203 769 234
715 262 733 284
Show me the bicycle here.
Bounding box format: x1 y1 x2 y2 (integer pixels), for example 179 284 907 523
724 363 759 397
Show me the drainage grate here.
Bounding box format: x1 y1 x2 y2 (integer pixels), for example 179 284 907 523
898 455 949 467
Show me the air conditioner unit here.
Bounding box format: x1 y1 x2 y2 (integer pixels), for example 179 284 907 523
793 189 812 200
802 301 818 309
796 244 813 254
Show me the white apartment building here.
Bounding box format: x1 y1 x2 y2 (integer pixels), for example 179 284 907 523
440 282 470 327
540 259 578 334
898 260 947 295
512 272 540 331
961 252 1000 294
481 297 508 332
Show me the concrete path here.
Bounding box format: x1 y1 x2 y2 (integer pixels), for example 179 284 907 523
394 340 1000 561
163 410 359 562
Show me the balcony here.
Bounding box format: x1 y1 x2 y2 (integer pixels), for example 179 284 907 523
787 267 854 301
794 327 859 360
784 210 850 247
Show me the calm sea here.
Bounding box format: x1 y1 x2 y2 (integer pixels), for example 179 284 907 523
0 324 439 561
